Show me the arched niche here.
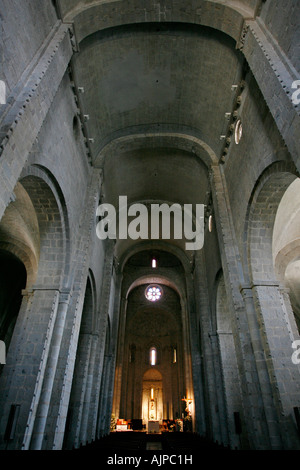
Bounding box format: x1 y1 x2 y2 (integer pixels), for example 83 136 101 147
246 163 298 284
0 182 39 288
142 368 163 425
273 178 300 331
0 170 68 363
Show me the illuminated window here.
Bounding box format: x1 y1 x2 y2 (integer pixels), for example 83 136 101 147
235 119 243 144
145 285 162 302
208 215 213 233
150 347 157 366
152 258 157 268
173 348 177 364
151 387 154 400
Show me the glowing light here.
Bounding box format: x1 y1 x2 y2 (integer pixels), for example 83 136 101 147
145 285 162 302
150 348 157 366
235 119 243 144
173 348 177 364
208 215 213 233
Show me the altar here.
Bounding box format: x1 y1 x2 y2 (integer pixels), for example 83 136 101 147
116 424 128 431
148 420 160 433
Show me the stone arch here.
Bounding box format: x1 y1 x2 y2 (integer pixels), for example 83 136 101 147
67 1 247 46
272 178 300 332
0 182 37 361
244 161 300 437
145 342 162 367
0 165 69 367
246 161 299 284
143 368 162 381
125 275 183 301
19 165 70 288
142 368 163 424
119 241 190 278
0 182 39 288
97 132 218 169
113 241 196 426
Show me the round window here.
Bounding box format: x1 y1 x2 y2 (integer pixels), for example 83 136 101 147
235 119 243 144
145 285 162 302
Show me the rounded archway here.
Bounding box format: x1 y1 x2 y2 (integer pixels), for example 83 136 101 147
117 282 185 425
142 368 163 426
112 247 192 431
245 164 300 434
247 167 298 284
273 177 300 332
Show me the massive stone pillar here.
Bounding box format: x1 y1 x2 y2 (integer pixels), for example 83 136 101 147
47 170 102 450
210 162 273 449
0 287 61 450
96 240 119 438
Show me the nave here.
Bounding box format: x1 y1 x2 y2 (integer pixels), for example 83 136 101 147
76 430 230 453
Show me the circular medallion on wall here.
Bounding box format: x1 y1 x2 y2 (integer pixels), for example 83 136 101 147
235 119 243 144
145 285 162 302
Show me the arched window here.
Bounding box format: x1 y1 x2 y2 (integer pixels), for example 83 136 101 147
173 347 177 364
150 347 157 366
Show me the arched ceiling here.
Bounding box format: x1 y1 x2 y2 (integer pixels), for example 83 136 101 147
58 0 258 42
122 249 186 300
73 22 244 161
62 0 257 262
103 147 209 208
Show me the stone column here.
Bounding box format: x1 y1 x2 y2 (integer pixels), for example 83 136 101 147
193 251 218 439
111 296 128 420
28 289 71 450
80 333 99 444
208 331 227 445
210 162 271 449
72 333 93 448
95 241 118 438
250 281 300 449
0 287 60 450
50 169 102 450
100 267 123 435
216 329 241 449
